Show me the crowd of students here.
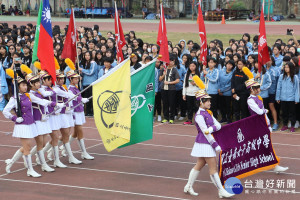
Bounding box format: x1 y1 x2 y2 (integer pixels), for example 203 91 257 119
0 22 299 132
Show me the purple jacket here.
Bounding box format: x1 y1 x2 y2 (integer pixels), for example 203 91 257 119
194 110 219 149
248 96 263 116
12 94 35 125
69 85 84 112
31 91 46 121
44 86 56 114
57 86 69 114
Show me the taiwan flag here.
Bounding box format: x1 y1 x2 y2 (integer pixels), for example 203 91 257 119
33 0 56 83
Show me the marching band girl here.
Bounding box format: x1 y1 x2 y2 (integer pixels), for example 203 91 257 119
36 63 67 168
3 69 41 177
64 58 94 160
184 75 234 199
20 64 55 172
243 67 289 173
48 59 84 164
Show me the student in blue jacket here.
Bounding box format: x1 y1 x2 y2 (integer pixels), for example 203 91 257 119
218 60 235 123
201 57 219 118
266 57 280 130
276 62 300 132
175 60 187 120
253 59 272 109
0 63 8 111
98 57 114 78
273 44 284 68
78 51 98 116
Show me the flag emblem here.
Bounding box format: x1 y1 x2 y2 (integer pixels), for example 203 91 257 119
97 90 122 128
42 7 51 23
131 94 146 117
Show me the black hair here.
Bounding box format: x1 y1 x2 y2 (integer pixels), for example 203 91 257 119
242 33 251 42
283 62 295 82
225 60 235 70
169 54 179 68
185 61 200 87
103 56 113 64
253 35 259 42
145 56 153 62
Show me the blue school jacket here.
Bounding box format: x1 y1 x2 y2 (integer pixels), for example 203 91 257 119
200 68 219 95
266 66 279 95
218 68 233 96
175 66 186 91
81 61 98 86
253 71 272 98
273 54 283 68
276 74 299 102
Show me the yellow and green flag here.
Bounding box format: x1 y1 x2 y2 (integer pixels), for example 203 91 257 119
92 59 131 152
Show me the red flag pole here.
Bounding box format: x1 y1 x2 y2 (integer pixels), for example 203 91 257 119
258 0 270 74
197 0 207 67
73 8 80 69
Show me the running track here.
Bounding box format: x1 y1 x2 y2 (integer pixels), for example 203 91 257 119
0 114 299 199
4 19 300 35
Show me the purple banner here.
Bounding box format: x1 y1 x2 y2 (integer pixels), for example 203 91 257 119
213 114 280 184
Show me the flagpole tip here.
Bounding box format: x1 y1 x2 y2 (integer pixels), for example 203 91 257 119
130 54 135 58
158 55 163 58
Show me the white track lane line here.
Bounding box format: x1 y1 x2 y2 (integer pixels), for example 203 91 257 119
0 178 192 200
1 143 299 161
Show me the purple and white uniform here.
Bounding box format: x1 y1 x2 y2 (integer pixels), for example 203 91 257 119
68 85 86 126
3 94 39 138
29 90 54 135
191 108 221 157
247 94 272 132
39 85 61 131
53 85 77 128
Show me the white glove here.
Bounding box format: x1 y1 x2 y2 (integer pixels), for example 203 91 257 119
16 117 24 123
41 90 53 97
56 103 65 109
215 146 222 153
81 98 89 104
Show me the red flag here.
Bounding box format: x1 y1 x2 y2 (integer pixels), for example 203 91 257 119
258 2 270 73
114 2 126 63
197 2 207 66
61 8 77 63
156 3 169 65
37 0 56 84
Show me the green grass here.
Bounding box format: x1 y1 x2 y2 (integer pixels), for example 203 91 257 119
104 30 295 46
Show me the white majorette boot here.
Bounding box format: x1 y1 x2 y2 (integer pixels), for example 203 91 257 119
29 145 41 166
24 155 41 178
5 149 23 173
53 146 67 168
37 150 55 172
184 168 199 196
35 153 41 165
273 165 289 174
64 142 82 164
78 139 94 160
60 136 75 157
43 142 53 161
210 173 234 199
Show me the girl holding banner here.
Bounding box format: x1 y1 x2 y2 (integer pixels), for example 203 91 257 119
184 75 234 198
244 66 289 173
